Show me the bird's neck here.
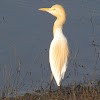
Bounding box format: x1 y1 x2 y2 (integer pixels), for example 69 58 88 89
53 16 66 37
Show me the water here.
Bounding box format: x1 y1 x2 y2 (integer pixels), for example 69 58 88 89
0 0 100 95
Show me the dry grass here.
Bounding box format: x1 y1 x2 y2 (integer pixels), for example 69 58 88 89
0 29 100 100
0 81 100 100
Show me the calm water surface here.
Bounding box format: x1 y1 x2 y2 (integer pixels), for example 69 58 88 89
0 0 100 95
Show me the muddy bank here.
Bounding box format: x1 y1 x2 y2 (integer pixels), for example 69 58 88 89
1 81 100 100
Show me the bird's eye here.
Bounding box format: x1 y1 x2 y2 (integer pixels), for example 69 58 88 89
52 8 56 10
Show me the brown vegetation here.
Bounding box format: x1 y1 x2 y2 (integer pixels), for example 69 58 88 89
0 81 100 100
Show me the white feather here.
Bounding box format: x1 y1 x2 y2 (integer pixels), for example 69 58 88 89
49 28 68 86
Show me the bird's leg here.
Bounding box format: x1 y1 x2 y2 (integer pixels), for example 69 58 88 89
60 84 62 90
49 73 53 90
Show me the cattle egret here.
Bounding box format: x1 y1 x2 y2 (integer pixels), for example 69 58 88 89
39 4 69 88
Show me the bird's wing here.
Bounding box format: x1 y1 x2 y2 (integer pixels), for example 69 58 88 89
49 37 69 85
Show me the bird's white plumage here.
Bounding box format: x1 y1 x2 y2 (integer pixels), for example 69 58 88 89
49 28 68 86
39 4 69 87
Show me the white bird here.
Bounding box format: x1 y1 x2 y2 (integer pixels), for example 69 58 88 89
39 4 69 88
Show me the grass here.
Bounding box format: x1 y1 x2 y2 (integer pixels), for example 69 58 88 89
0 43 99 100
0 29 100 100
0 81 100 100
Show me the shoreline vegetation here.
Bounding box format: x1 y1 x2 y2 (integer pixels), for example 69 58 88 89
0 34 99 100
0 81 100 100
0 40 99 100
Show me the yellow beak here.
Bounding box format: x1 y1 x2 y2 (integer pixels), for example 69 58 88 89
38 8 50 11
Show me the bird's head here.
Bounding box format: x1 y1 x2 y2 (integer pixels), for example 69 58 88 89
39 4 66 18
